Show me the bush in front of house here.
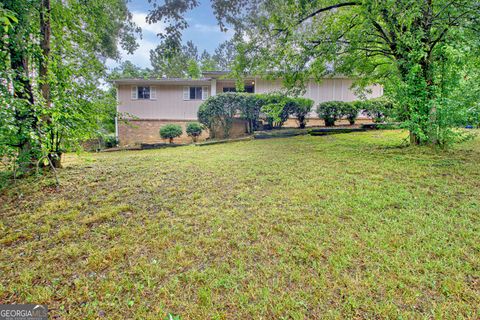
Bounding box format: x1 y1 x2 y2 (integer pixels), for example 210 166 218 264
316 101 347 126
290 97 314 128
160 124 183 144
198 93 314 137
258 93 291 128
358 97 394 123
198 93 242 139
341 102 361 125
186 122 204 142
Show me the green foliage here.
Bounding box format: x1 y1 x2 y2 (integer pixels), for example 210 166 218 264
109 60 153 79
186 122 203 142
0 5 17 32
341 103 361 125
198 93 247 138
356 98 394 123
258 93 291 128
160 124 183 143
316 101 347 127
103 134 118 149
0 0 139 173
224 0 479 146
151 41 199 78
198 93 313 137
290 97 314 128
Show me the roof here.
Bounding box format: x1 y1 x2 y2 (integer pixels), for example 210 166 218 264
111 78 212 86
111 71 352 85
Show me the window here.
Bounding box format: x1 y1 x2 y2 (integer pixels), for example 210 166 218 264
137 86 150 99
131 86 156 100
183 86 208 100
189 87 203 100
222 86 254 93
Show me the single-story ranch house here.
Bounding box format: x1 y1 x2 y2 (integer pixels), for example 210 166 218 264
112 71 383 146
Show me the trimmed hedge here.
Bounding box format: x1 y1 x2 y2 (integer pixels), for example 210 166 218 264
160 124 183 144
355 97 394 123
198 93 314 138
316 101 348 126
317 98 393 126
186 122 203 142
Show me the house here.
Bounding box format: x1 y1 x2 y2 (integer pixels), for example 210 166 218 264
112 71 383 146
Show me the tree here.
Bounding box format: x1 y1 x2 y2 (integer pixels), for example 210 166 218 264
1 0 139 172
150 40 201 78
243 0 480 145
212 39 237 70
146 0 480 146
109 60 153 79
199 50 217 71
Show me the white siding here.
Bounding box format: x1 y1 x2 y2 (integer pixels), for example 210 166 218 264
256 78 383 117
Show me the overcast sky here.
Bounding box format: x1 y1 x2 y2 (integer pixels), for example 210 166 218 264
107 1 233 69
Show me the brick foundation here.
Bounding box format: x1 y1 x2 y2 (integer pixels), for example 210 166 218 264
118 118 373 146
118 119 250 146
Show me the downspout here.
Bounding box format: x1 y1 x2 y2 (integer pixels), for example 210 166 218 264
115 82 119 146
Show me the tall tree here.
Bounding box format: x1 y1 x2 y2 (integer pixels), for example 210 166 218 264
150 40 201 78
212 39 237 70
145 0 480 146
1 0 140 171
199 50 217 71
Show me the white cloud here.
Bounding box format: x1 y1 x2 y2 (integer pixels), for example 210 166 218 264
106 37 156 69
193 23 234 38
132 11 165 35
106 11 162 69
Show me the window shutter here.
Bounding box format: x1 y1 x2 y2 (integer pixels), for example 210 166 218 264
131 86 138 100
183 86 190 100
202 86 209 100
150 86 156 100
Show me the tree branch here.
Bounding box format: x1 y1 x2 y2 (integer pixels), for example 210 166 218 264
298 1 361 25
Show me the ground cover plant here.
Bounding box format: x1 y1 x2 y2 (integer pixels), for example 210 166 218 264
1 130 479 319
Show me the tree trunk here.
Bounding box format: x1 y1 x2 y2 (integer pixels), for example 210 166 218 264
40 0 51 109
40 0 61 168
7 32 37 170
409 131 420 145
48 153 62 169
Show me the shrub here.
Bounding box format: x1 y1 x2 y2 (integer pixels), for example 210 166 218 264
198 93 314 136
342 102 361 125
359 97 394 123
316 101 347 126
259 93 291 128
160 124 183 144
186 122 203 142
289 97 314 128
104 134 118 148
198 93 245 138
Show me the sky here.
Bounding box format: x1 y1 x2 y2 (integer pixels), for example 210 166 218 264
107 0 234 69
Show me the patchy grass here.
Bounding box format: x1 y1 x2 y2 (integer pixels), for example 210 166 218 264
1 130 479 319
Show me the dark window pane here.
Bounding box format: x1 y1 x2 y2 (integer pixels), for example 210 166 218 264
190 88 194 99
189 87 202 100
245 86 254 93
223 87 236 93
138 86 150 99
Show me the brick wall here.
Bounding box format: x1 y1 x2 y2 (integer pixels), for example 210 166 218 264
118 119 249 146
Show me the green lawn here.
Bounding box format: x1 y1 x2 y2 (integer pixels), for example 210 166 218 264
1 130 479 319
